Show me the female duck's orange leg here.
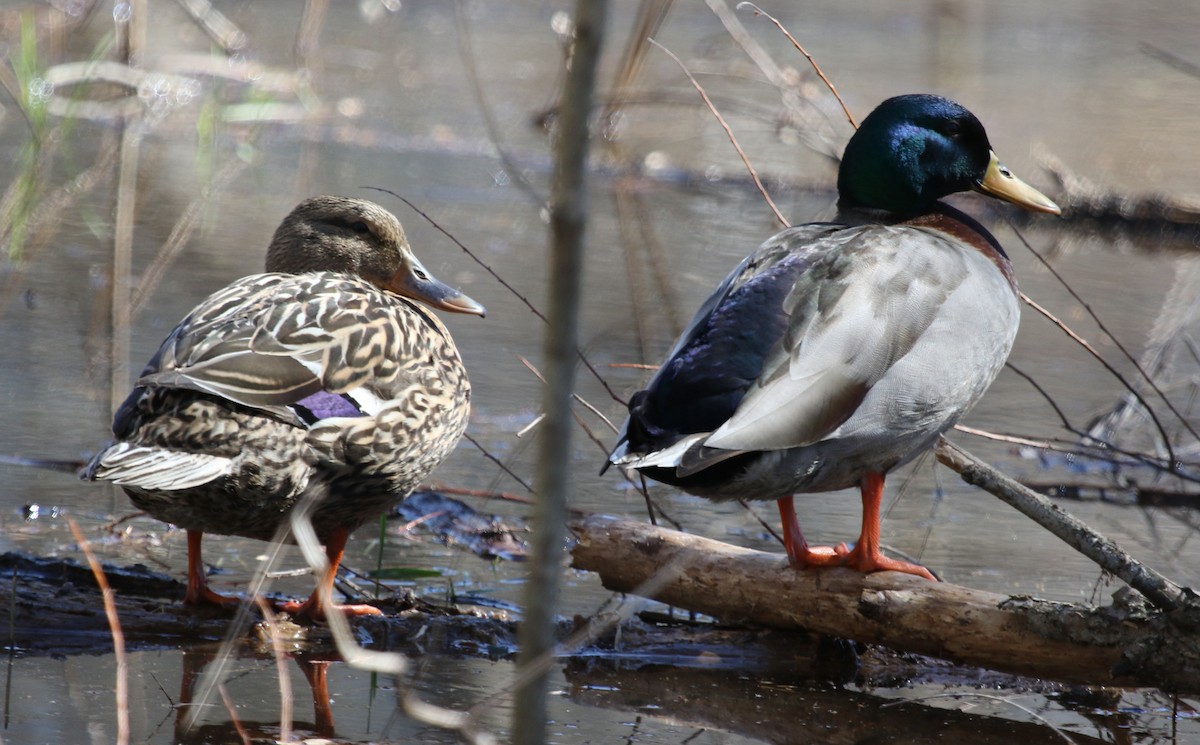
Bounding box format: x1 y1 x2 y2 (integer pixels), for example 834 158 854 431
836 472 936 580
776 496 839 567
277 525 384 623
183 530 241 608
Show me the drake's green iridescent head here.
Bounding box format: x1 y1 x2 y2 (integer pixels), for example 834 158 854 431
834 94 1063 218
838 95 993 215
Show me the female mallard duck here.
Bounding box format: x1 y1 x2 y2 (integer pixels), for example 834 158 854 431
607 94 1060 580
85 195 485 620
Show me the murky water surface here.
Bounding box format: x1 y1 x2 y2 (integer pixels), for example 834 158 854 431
2 0 1200 742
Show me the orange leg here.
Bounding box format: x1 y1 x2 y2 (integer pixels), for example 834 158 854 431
834 472 936 580
775 496 839 568
778 475 935 580
183 530 242 608
276 525 383 623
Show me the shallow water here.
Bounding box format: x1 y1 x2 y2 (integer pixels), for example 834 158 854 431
2 0 1200 742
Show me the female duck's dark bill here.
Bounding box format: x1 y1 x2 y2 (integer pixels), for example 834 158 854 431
430 290 487 317
974 151 1061 215
392 261 487 317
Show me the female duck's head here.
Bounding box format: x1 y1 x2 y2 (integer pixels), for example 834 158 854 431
836 94 1060 217
267 195 486 317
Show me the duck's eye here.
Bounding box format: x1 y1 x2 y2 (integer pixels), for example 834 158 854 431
940 121 962 138
350 220 371 235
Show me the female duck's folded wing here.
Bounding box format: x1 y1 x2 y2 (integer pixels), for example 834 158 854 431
134 273 427 413
703 227 974 452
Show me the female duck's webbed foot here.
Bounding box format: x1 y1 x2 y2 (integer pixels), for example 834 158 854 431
184 583 244 609
275 525 384 624
275 595 384 622
184 530 242 609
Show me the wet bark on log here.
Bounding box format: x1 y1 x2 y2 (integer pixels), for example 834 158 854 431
568 513 1200 693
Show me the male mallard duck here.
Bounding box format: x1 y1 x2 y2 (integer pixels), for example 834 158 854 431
607 94 1060 579
84 195 485 620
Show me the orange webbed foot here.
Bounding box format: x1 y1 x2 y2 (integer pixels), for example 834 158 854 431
788 544 936 580
275 595 384 624
788 541 852 569
835 542 937 581
783 543 839 569
183 584 243 609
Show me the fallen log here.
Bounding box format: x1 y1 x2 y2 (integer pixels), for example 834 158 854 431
568 513 1200 693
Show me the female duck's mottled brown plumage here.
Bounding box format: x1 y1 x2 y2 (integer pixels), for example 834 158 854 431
85 196 485 620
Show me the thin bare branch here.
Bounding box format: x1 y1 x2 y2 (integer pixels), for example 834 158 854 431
453 0 546 206
131 157 246 315
518 353 681 529
615 184 685 353
736 498 787 547
517 354 619 434
253 597 292 744
986 364 1199 485
363 186 628 405
935 438 1186 612
600 0 674 134
735 2 857 129
288 488 499 743
1019 290 1178 467
429 482 589 515
217 684 252 745
181 529 292 734
1141 42 1200 82
0 134 119 323
953 424 1055 450
173 0 246 52
68 519 129 745
708 0 786 87
1004 361 1076 432
294 0 328 69
471 548 693 731
109 0 146 418
958 424 1199 489
463 433 535 493
515 2 606 733
648 37 789 229
1011 223 1200 447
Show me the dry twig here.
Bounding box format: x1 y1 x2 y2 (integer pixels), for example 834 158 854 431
935 438 1186 612
736 2 856 129
364 186 627 405
68 518 129 745
648 37 789 228
253 597 292 743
